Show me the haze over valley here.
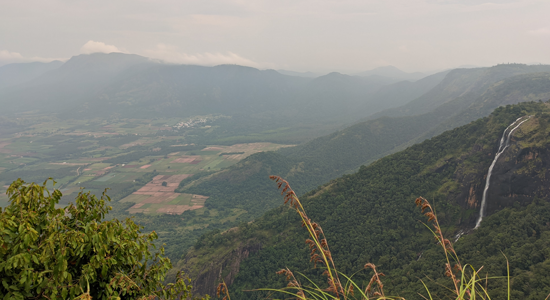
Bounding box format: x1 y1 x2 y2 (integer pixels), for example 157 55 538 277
2 1 550 299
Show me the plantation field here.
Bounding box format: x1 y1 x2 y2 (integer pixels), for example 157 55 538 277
0 115 298 260
121 174 207 215
0 117 291 216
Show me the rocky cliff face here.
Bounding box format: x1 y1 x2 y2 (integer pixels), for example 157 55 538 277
486 143 550 215
449 117 550 228
181 241 262 297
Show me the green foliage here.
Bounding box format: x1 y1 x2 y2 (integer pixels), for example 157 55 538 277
184 151 299 216
175 171 216 192
0 179 192 299
0 167 77 186
218 152 245 156
181 74 550 262
247 193 510 300
103 144 205 165
193 102 550 299
97 134 141 148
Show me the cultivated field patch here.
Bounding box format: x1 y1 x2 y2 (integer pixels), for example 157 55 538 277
0 141 12 154
0 117 293 218
123 174 208 214
96 173 117 182
171 156 202 164
119 137 156 149
204 142 290 161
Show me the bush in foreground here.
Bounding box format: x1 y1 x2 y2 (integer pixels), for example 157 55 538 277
0 178 191 299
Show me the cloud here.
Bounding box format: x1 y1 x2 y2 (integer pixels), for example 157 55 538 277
0 50 25 62
527 28 550 36
80 40 125 54
0 50 64 66
143 44 261 67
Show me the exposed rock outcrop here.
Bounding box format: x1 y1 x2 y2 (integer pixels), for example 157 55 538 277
179 242 262 297
449 119 550 228
485 145 550 215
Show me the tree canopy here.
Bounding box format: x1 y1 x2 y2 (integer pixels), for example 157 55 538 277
0 178 191 299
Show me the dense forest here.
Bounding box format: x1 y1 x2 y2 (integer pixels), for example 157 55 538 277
174 71 550 260
179 102 550 299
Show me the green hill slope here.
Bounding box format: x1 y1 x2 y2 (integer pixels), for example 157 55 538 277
165 70 550 268
178 71 550 234
0 60 63 89
370 64 550 119
176 101 550 299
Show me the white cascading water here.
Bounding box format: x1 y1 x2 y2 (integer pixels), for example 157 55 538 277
474 115 532 229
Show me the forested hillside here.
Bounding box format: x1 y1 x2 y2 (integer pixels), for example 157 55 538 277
175 69 550 250
176 102 550 299
0 60 63 89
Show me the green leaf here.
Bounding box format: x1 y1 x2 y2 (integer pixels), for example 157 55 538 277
0 178 190 299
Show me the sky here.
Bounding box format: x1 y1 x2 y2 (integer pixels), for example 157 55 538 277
0 0 549 73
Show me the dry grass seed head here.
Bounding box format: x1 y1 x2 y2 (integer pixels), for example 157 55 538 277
421 203 430 213
347 284 354 296
454 264 463 272
276 268 295 282
216 283 223 297
424 212 436 222
363 263 386 297
324 278 339 295
445 265 452 277
310 248 317 257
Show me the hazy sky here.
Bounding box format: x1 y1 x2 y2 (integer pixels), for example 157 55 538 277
1 0 549 73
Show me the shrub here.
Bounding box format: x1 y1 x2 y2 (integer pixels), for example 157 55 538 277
0 178 192 299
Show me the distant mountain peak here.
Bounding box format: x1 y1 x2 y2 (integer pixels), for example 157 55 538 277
370 65 403 72
276 69 321 78
58 52 153 74
63 52 149 65
356 65 426 81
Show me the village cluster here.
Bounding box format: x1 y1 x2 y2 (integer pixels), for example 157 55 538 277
172 117 211 130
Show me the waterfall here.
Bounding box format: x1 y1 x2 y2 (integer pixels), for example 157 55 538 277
474 115 532 229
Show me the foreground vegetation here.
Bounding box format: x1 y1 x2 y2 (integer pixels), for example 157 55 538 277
0 179 192 299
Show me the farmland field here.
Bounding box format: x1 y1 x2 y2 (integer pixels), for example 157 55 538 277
0 116 292 213
0 115 295 260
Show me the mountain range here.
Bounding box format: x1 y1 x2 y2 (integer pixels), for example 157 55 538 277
0 60 63 90
0 54 446 144
355 65 427 81
174 65 550 237
3 55 550 298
